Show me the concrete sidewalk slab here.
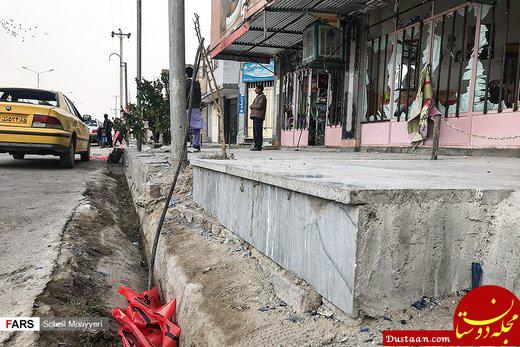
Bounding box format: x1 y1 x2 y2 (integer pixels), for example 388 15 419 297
191 149 520 316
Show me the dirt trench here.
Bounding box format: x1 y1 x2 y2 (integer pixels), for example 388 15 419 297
7 164 148 346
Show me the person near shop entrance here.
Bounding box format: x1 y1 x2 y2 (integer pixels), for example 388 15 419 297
249 85 267 151
185 66 204 152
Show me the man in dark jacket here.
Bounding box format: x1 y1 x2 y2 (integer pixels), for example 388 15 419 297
249 85 267 151
103 114 113 147
185 66 205 152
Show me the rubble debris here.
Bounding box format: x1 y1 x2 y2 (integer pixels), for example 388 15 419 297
258 305 272 312
287 314 304 323
317 305 334 318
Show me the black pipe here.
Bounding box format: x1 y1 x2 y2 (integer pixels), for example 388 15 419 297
147 43 204 290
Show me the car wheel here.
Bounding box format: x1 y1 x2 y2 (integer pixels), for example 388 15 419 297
12 153 25 160
60 140 75 169
80 142 91 162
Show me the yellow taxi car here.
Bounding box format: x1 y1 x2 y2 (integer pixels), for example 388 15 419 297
0 88 91 168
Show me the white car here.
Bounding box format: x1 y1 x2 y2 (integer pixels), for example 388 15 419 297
84 118 102 143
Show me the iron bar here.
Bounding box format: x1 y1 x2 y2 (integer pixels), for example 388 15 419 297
405 26 414 120
498 0 510 113
484 5 496 114
415 22 424 93
455 6 468 117
375 36 382 118
382 33 389 118
445 11 457 117
369 39 375 118
397 30 406 121
435 15 446 108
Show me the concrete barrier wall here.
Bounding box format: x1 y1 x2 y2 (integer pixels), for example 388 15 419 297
193 166 359 315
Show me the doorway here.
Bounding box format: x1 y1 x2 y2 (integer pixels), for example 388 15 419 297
224 97 238 144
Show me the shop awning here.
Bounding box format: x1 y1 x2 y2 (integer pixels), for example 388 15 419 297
210 0 391 62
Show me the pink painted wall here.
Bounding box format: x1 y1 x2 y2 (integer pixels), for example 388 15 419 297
360 122 390 146
281 129 309 147
360 113 520 149
325 126 342 147
470 113 520 148
281 130 295 147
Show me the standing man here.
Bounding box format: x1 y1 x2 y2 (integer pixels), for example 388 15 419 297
249 85 267 151
186 66 204 152
103 114 113 147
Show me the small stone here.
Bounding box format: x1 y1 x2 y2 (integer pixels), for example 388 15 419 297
287 314 303 323
184 211 194 223
321 333 335 345
211 223 221 235
202 267 212 274
317 306 334 318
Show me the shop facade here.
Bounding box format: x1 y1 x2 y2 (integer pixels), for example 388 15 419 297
211 0 520 150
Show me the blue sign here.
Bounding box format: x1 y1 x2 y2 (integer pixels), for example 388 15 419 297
242 61 275 82
238 95 246 114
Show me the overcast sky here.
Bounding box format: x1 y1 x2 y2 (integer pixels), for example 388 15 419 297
0 0 211 120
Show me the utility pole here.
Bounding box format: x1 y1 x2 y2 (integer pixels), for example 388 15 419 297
113 95 119 119
111 29 131 113
123 62 129 107
137 0 143 151
169 0 186 161
137 0 142 83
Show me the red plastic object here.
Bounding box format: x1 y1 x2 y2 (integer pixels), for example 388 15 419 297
113 286 181 347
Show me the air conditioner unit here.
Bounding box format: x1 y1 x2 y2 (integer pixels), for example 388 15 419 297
302 21 343 65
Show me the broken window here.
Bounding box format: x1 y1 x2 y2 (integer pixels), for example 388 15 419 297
474 0 520 113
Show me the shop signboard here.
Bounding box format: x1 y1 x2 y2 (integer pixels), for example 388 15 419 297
242 61 275 82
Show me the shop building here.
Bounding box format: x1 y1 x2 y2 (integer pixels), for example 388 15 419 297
211 0 520 150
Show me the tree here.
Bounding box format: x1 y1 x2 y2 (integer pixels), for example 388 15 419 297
135 76 171 145
123 103 145 145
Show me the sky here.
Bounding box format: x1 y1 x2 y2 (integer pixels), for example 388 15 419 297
0 0 211 120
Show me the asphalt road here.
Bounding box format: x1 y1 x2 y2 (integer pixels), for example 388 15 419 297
0 150 107 343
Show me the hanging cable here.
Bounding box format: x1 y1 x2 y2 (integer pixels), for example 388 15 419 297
147 42 204 290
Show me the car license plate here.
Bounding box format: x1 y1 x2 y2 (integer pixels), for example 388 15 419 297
0 114 29 125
